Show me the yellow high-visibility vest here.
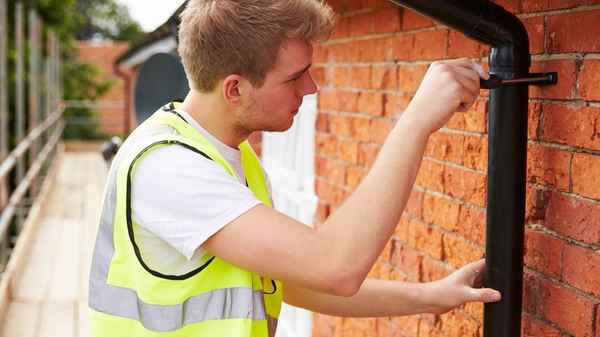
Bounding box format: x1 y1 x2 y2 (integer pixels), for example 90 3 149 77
89 102 283 337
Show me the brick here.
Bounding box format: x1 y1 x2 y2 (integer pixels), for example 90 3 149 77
562 244 600 297
316 113 329 132
412 30 447 60
338 139 359 164
384 94 411 118
522 16 545 55
373 7 402 34
316 133 338 157
313 44 329 63
416 160 445 193
405 189 423 218
408 219 443 259
402 9 435 30
390 240 422 278
521 313 561 337
526 143 571 190
523 272 541 314
350 116 371 142
358 92 384 116
457 206 486 245
391 34 414 61
580 59 600 101
528 102 542 140
390 315 420 337
349 12 374 37
447 30 489 58
442 234 484 268
329 115 352 137
350 66 372 89
398 64 428 94
310 67 325 87
357 143 380 168
332 67 350 88
493 0 521 12
541 104 600 151
463 135 487 172
346 165 365 190
524 230 563 278
312 314 340 337
446 99 488 133
525 187 549 224
545 191 600 245
421 256 451 282
425 131 464 165
423 193 460 231
572 153 600 200
463 301 483 322
443 166 486 207
439 311 480 337
395 214 410 243
369 118 394 144
540 280 595 337
521 0 580 12
337 91 360 112
529 59 577 100
548 10 600 53
372 66 398 90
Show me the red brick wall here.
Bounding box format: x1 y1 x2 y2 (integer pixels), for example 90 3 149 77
77 41 130 136
312 1 600 336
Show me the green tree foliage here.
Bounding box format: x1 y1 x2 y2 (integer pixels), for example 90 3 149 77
7 0 143 140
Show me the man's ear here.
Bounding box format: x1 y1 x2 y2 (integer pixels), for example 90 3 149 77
222 74 245 105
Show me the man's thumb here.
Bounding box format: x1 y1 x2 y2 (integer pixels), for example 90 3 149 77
468 288 502 303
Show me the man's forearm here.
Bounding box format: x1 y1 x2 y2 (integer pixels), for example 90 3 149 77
284 278 436 317
319 112 430 286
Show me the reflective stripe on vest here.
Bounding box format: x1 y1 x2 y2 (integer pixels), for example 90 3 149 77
88 105 282 336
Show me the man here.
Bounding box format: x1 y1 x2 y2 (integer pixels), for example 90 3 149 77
88 1 501 336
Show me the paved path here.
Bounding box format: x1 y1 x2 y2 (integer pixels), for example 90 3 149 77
1 150 106 337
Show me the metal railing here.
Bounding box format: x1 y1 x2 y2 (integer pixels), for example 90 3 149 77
0 0 63 272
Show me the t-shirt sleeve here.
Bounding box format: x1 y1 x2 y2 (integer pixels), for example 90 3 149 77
131 144 263 260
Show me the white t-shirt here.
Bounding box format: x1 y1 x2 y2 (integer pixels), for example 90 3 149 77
131 109 270 275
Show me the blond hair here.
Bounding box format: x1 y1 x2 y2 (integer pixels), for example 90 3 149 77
178 0 335 92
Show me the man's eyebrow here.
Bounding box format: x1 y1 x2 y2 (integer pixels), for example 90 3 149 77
287 64 312 80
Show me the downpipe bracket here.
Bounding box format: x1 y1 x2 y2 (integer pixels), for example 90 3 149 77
480 72 558 89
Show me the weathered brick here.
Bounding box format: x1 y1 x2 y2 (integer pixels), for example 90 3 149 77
463 135 487 172
457 205 486 245
349 12 374 37
425 131 464 165
398 64 428 94
545 191 600 245
372 66 398 90
346 165 365 190
357 143 380 169
316 113 329 132
526 143 571 190
358 92 384 116
447 30 489 58
529 59 577 100
350 66 372 89
521 313 561 337
369 118 394 144
540 280 595 337
580 59 600 101
384 94 411 118
337 91 360 112
337 139 359 164
572 153 600 200
442 233 484 268
528 102 542 140
541 104 600 151
525 187 549 224
329 115 352 137
523 272 541 314
423 193 460 231
316 133 338 157
446 99 488 134
332 67 350 88
391 34 414 61
521 16 544 55
350 116 371 142
548 10 600 53
412 30 447 60
373 7 402 34
524 230 563 278
562 244 600 297
443 166 486 207
390 240 422 278
421 256 451 282
330 16 350 40
408 219 443 259
521 0 580 12
311 67 326 87
405 189 423 218
402 9 435 30
416 160 445 193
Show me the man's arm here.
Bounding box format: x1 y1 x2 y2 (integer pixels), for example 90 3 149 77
283 259 501 317
204 59 493 298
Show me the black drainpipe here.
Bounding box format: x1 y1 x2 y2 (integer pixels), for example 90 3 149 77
386 1 557 337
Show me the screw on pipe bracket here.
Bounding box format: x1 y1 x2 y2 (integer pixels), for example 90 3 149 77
480 72 558 89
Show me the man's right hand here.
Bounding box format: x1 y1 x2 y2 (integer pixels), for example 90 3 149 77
402 58 488 137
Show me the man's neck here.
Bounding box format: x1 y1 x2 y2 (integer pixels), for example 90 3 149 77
180 90 250 149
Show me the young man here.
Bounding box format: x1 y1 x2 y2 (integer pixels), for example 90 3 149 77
88 1 500 336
